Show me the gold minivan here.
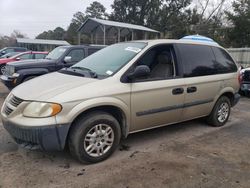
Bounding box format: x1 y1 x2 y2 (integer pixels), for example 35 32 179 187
1 37 240 163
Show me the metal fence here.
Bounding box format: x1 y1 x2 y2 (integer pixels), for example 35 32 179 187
227 48 250 68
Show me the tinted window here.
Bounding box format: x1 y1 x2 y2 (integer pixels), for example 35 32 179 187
67 49 85 62
212 47 237 73
19 53 31 60
178 44 216 77
34 53 46 59
88 48 98 56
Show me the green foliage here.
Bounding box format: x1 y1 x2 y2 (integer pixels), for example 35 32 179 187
226 0 250 47
86 1 107 19
36 27 66 40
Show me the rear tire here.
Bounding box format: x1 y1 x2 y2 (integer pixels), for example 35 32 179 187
206 96 231 127
68 111 121 163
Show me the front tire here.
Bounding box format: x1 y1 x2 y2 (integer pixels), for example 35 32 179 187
0 64 6 75
68 111 121 163
207 96 231 127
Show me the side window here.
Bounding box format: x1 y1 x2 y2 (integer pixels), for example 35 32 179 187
178 44 216 77
212 47 237 73
34 53 46 59
19 53 31 60
6 49 14 53
67 49 85 62
88 48 98 56
135 45 175 81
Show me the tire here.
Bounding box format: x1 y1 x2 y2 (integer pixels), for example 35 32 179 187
68 111 121 163
0 64 6 75
206 96 231 127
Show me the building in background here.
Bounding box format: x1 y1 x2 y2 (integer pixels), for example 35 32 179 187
16 38 70 51
77 18 160 45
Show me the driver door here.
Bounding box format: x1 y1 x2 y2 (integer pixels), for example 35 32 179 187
129 44 185 132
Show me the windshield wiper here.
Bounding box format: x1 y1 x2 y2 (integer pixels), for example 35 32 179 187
70 66 98 78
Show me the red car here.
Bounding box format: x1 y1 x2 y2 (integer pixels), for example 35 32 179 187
0 51 48 75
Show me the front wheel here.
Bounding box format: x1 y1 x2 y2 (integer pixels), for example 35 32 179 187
0 65 6 75
68 111 121 163
206 96 231 127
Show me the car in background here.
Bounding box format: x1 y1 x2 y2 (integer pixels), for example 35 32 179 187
0 52 20 59
240 68 250 97
0 51 48 75
0 47 28 57
1 45 105 89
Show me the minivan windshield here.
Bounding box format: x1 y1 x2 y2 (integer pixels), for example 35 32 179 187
71 42 147 77
46 46 67 60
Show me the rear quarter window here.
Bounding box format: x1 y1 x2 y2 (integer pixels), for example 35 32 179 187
212 47 237 73
177 44 216 77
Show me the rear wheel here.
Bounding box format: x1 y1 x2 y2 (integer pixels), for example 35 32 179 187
0 65 6 75
68 111 121 163
206 96 231 127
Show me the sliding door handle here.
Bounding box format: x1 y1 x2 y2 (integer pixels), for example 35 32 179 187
187 86 197 93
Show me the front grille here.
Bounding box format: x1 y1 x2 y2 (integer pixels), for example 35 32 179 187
9 96 23 107
4 105 13 115
4 65 14 76
3 95 23 116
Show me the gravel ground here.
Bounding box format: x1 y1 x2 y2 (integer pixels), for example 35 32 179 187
0 82 250 188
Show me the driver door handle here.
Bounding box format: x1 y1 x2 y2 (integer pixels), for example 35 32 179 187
172 88 184 95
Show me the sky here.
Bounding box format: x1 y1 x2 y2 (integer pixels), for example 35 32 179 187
0 0 112 38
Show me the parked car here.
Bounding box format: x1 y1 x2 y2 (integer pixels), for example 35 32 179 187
240 68 250 97
1 45 104 89
0 47 28 57
0 52 20 59
0 51 48 75
1 37 240 163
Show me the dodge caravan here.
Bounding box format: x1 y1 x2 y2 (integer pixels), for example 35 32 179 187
1 37 240 163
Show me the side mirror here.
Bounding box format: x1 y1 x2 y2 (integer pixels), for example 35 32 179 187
15 57 20 61
64 56 72 63
1 50 6 55
127 65 150 81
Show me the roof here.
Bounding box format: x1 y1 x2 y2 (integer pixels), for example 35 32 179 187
180 35 219 46
131 39 221 48
78 17 160 34
16 38 70 46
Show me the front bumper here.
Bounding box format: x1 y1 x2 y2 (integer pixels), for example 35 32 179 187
0 75 17 89
2 117 70 151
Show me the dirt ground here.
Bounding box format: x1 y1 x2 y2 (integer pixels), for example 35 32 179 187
1 82 250 188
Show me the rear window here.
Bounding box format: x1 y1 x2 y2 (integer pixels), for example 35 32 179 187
212 47 237 73
178 44 216 77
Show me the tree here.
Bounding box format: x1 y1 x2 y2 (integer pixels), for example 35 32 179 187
36 27 66 40
86 1 107 19
109 0 192 39
226 0 250 47
11 30 27 38
65 11 88 44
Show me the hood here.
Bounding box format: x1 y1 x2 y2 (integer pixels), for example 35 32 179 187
12 72 98 101
0 58 13 64
9 59 55 69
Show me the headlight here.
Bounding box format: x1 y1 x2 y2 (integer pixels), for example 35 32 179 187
12 73 19 77
23 102 62 118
